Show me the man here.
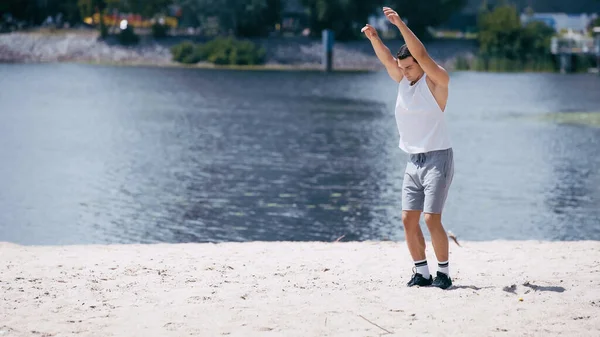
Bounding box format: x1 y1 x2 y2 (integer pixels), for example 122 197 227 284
362 7 454 289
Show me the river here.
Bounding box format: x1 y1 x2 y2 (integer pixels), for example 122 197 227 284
0 63 599 245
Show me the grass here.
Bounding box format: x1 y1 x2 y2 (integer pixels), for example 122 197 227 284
454 55 558 73
536 112 600 128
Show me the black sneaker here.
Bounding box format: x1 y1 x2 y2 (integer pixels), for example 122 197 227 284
407 272 433 287
432 271 453 289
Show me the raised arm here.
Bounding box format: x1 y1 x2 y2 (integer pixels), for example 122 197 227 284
361 24 403 82
383 7 449 87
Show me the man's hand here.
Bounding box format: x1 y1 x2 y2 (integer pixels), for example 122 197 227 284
360 23 403 82
383 7 402 27
386 6 450 102
360 24 379 40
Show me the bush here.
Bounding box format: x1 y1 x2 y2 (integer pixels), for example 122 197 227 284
230 39 266 65
201 38 234 65
574 55 595 73
170 41 206 64
171 41 194 62
118 25 139 46
454 55 470 70
170 38 266 66
152 22 168 38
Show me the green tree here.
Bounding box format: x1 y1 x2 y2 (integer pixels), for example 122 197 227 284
127 0 173 18
301 0 379 40
179 0 281 37
476 2 556 71
236 0 280 37
1 0 70 25
0 0 37 23
78 0 172 20
520 21 555 60
385 0 468 39
60 0 83 24
477 3 522 59
77 0 108 24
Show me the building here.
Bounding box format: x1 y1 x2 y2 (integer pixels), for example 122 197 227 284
521 12 598 34
443 0 600 33
463 0 600 14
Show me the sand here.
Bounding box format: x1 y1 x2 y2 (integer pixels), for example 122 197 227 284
1 240 599 337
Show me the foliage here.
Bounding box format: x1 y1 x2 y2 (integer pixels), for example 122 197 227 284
77 0 171 18
1 0 82 25
476 3 557 71
171 38 266 65
300 0 379 40
179 0 281 37
3 0 469 41
132 0 173 18
384 0 468 40
170 41 198 63
59 0 81 24
298 0 467 41
477 3 522 59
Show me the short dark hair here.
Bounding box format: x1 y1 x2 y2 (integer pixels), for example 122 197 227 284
396 44 417 63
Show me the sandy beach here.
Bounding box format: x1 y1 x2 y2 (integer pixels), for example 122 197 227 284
1 240 599 337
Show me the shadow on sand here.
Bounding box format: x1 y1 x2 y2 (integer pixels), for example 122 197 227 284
522 281 566 293
448 281 566 293
448 285 495 291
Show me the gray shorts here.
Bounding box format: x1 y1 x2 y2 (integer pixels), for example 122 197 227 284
402 148 454 214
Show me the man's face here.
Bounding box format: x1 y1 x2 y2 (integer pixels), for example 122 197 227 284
397 56 423 82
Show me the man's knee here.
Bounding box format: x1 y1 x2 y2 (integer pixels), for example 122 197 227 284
402 211 421 230
424 213 442 229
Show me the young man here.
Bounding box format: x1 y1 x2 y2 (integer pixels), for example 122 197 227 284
362 7 454 289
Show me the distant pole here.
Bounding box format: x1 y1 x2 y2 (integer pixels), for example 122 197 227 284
559 53 572 74
322 29 334 72
594 27 600 75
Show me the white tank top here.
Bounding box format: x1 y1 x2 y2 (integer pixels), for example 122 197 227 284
394 73 452 154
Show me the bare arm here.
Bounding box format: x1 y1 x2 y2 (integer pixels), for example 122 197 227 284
383 7 449 87
361 24 403 82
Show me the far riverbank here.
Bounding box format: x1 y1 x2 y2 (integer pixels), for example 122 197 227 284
0 30 477 71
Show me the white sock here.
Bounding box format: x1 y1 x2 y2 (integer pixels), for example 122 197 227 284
438 260 449 276
414 259 430 279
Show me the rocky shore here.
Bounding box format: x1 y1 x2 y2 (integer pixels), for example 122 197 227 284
0 30 477 70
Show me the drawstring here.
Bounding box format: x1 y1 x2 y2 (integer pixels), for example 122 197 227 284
415 153 426 166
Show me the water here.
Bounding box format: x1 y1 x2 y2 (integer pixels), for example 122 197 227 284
0 63 599 245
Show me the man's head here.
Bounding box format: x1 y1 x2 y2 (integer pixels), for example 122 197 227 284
396 44 423 83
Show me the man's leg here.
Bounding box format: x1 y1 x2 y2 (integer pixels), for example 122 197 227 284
424 213 449 263
402 160 432 287
424 213 450 277
402 210 426 261
422 149 454 289
402 210 432 286
425 213 452 289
